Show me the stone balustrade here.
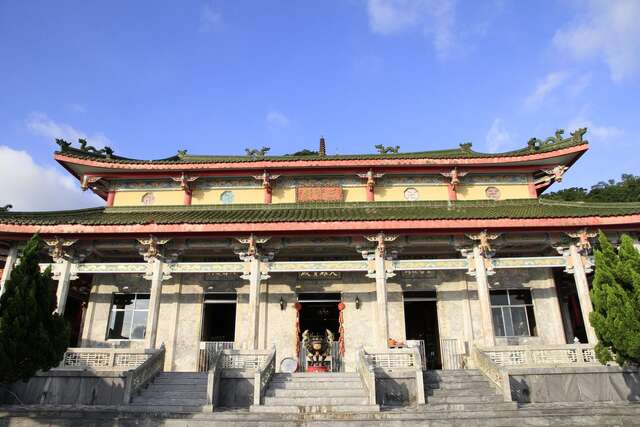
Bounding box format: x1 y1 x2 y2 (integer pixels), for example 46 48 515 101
59 347 155 370
481 343 598 367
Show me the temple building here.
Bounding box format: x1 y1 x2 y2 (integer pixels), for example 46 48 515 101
1 128 640 412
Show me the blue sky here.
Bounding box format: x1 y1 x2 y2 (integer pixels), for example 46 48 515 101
1 0 639 210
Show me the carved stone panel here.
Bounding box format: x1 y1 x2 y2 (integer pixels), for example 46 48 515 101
296 186 343 202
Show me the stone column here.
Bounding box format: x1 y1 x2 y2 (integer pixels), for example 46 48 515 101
472 245 495 347
238 234 271 350
364 232 397 349
569 243 597 344
374 251 389 347
44 238 79 316
246 255 262 350
145 256 165 349
0 244 18 300
138 236 171 350
465 231 501 347
54 258 75 315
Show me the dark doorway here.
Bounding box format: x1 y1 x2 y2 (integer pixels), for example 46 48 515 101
297 293 342 371
298 293 341 339
201 293 236 342
404 291 441 369
64 296 86 347
554 269 588 343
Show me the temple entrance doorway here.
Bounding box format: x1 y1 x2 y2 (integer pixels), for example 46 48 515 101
198 293 236 371
297 293 342 372
404 291 441 369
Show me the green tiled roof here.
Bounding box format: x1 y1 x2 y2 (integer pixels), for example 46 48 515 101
1 200 639 226
54 129 588 165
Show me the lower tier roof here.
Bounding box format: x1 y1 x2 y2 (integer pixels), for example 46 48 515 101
0 200 639 236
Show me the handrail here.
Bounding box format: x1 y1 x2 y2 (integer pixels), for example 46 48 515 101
206 347 224 412
356 347 376 405
472 345 511 402
253 346 276 406
122 345 165 404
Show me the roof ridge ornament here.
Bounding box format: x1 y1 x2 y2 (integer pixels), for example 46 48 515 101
55 138 114 159
374 144 400 154
528 128 587 151
0 204 11 212
459 142 473 153
245 147 271 157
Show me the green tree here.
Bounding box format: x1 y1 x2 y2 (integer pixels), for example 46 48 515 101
589 231 640 365
0 234 69 383
543 174 640 202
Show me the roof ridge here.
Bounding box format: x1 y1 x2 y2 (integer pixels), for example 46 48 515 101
54 128 589 165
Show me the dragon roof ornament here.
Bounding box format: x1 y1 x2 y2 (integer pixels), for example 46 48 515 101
528 128 587 151
55 138 114 159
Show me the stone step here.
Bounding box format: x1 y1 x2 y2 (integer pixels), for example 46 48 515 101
146 383 208 392
427 394 506 404
271 376 361 383
425 369 482 376
266 388 366 398
250 404 380 414
156 372 207 379
123 404 205 413
272 373 360 379
425 374 488 383
152 377 208 385
426 401 518 412
428 387 499 397
264 396 370 406
135 390 208 399
426 380 496 390
132 397 208 406
269 380 364 390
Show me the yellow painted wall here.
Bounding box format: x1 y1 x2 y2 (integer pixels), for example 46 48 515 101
456 184 531 200
343 186 367 202
112 190 184 207
375 185 449 202
110 181 534 206
191 188 264 205
272 187 296 203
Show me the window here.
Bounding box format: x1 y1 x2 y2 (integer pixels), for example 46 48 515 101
107 293 149 340
490 289 537 337
141 192 155 205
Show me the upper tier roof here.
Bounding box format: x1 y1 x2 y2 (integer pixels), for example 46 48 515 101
53 128 588 167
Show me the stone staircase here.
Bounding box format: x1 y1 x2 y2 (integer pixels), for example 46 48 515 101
424 369 517 411
129 371 208 412
250 372 380 413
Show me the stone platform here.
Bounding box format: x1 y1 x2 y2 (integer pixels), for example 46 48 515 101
2 401 640 426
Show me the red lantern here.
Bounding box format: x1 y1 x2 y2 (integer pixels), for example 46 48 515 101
294 302 302 312
337 302 345 311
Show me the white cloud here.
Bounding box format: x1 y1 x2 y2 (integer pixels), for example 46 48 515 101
25 112 112 148
265 110 290 129
554 0 640 81
524 71 569 110
200 0 222 33
366 0 456 58
485 118 513 152
567 116 624 143
0 146 101 211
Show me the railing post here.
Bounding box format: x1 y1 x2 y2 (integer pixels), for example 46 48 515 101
575 341 585 364
122 371 134 404
413 346 426 405
524 348 534 366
